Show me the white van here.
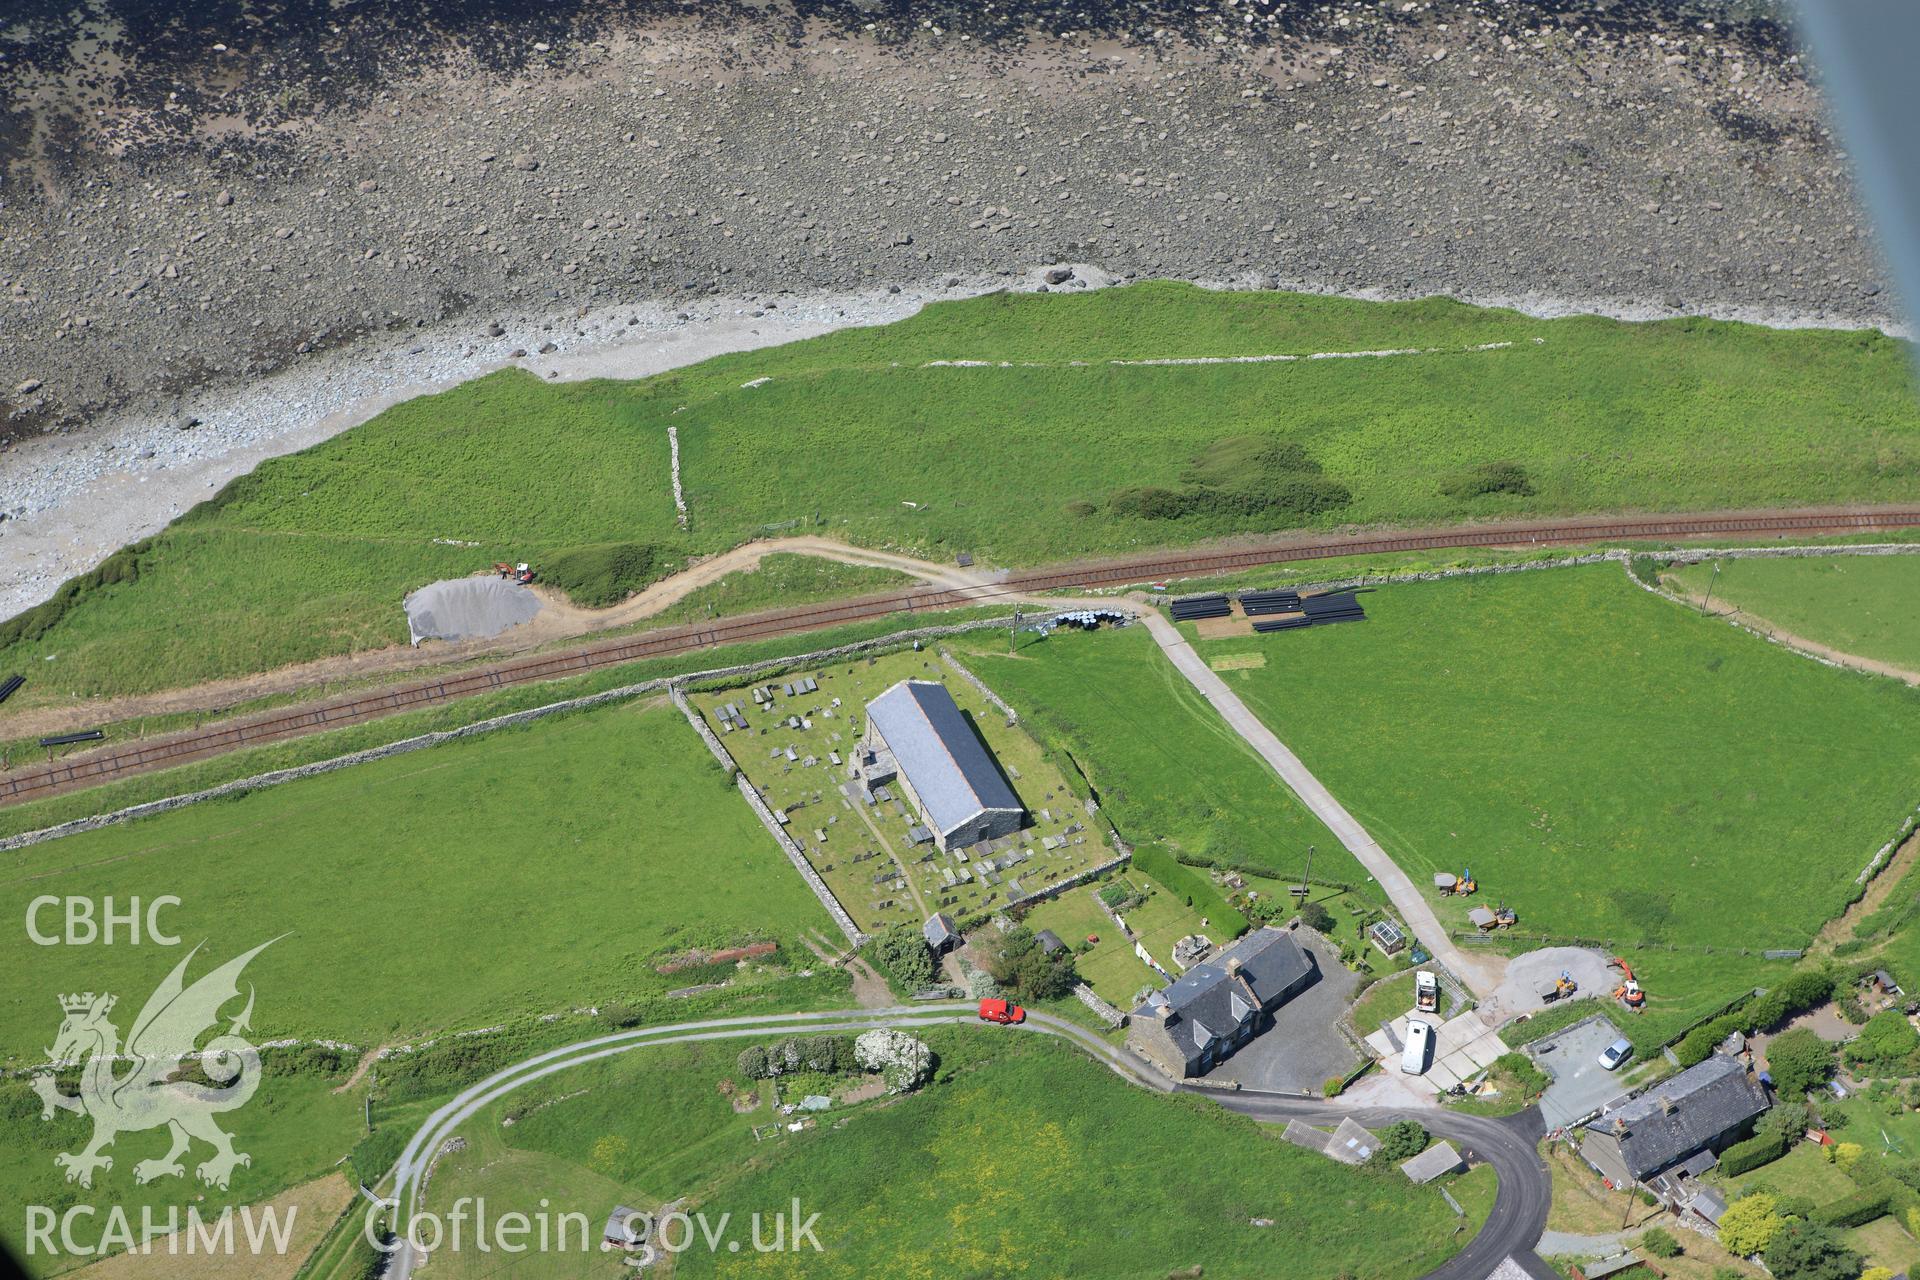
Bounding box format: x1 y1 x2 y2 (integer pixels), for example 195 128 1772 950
1401 1019 1434 1074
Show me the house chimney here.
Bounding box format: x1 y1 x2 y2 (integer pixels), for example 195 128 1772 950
1660 1096 1676 1116
1613 1116 1629 1135
1226 957 1245 976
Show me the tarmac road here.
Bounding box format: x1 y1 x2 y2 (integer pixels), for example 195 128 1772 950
377 1003 1554 1280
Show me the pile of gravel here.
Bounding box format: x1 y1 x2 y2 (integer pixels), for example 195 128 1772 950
404 577 542 645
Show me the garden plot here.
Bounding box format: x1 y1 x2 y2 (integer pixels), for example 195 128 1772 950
692 650 1110 934
1018 875 1212 1008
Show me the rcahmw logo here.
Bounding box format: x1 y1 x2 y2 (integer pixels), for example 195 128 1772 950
25 939 288 1257
24 1204 297 1259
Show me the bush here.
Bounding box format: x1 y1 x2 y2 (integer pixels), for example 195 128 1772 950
1323 1075 1346 1098
1107 436 1351 526
1775 1195 1817 1221
735 1036 854 1080
1719 1193 1783 1256
1850 1008 1920 1068
980 926 1078 1000
1720 1131 1790 1177
1373 1120 1428 1164
601 1001 642 1029
541 541 671 607
853 1028 933 1093
1441 460 1535 501
1809 1188 1889 1229
1638 1227 1681 1259
1767 1027 1837 1099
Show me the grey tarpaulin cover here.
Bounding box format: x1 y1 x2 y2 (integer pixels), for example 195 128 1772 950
403 577 542 645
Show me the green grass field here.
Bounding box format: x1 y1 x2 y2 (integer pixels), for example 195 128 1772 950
419 1029 1473 1280
7 283 1918 704
1669 554 1920 672
957 624 1349 883
0 699 840 1063
1196 563 1920 1033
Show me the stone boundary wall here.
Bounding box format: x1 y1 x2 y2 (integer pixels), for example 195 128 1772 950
1072 982 1127 1028
734 772 866 948
669 685 866 947
1015 853 1131 911
939 647 1018 722
0 609 1078 854
667 425 688 529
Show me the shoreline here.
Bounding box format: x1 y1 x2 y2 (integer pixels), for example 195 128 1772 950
0 264 1907 621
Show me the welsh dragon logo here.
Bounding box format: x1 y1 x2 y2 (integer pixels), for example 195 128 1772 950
33 939 278 1191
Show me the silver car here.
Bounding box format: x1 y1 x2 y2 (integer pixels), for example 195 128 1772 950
1598 1038 1633 1071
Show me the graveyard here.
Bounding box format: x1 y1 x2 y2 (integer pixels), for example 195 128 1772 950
689 648 1113 935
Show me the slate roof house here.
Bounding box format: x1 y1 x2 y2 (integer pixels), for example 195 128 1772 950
862 680 1025 851
1126 927 1317 1078
1579 1054 1770 1196
923 912 959 956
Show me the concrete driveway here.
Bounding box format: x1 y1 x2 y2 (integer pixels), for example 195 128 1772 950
1368 1009 1511 1094
1527 1016 1633 1132
1203 930 1362 1093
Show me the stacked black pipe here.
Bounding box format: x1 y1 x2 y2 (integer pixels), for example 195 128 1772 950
1239 588 1304 615
1301 592 1367 625
1169 593 1231 621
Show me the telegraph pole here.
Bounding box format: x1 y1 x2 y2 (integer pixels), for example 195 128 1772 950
1702 561 1722 613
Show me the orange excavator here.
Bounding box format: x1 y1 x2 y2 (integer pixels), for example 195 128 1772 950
1610 956 1646 1011
493 562 535 585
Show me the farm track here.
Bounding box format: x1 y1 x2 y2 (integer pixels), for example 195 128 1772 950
5 504 1919 809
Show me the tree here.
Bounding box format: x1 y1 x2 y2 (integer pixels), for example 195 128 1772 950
1862 1268 1898 1280
982 926 1078 1001
1298 901 1336 933
1638 1227 1681 1259
1760 1099 1812 1140
1719 1193 1784 1257
871 922 936 991
1372 1120 1428 1164
1762 1220 1862 1280
1767 1028 1837 1099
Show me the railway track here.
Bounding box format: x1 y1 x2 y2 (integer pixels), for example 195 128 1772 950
6 505 1918 810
